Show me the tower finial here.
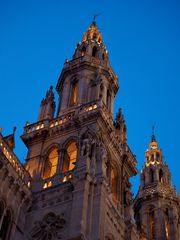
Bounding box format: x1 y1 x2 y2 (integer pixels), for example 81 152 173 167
151 124 156 142
92 13 100 25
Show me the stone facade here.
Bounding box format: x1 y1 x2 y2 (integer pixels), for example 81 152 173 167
0 21 179 240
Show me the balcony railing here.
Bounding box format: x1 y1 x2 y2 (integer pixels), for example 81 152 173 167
42 171 73 190
0 133 31 186
23 101 99 134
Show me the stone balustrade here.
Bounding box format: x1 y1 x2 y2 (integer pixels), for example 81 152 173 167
0 133 31 186
23 101 99 134
42 171 73 189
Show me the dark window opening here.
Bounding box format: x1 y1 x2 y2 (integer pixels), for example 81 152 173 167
92 46 97 57
149 169 154 183
159 169 163 183
0 210 12 240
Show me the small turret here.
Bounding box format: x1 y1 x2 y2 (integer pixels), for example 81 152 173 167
38 86 56 121
134 130 179 240
114 108 127 143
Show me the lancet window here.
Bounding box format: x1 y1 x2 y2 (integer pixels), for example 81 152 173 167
62 141 77 173
106 89 111 112
70 81 78 106
164 208 169 240
111 166 118 203
92 46 97 57
159 169 163 183
149 169 154 183
43 148 59 179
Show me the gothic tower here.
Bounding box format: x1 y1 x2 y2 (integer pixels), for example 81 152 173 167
134 131 180 240
20 21 138 240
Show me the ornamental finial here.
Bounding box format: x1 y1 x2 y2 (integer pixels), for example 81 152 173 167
151 124 156 142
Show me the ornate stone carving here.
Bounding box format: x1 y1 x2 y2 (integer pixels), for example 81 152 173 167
30 212 66 240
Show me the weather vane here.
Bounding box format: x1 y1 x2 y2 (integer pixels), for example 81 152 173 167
93 13 101 24
152 125 155 135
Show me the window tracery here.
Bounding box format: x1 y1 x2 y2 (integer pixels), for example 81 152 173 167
30 212 66 240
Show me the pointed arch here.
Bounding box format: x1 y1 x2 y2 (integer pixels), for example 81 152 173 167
106 89 111 112
43 147 59 179
70 79 78 106
92 46 97 57
164 208 169 240
149 168 154 183
81 45 86 56
159 169 163 183
62 140 77 173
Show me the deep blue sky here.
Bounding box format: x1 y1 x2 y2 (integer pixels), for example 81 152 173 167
0 0 180 194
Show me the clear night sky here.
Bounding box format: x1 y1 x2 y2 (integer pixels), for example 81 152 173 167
0 0 180 195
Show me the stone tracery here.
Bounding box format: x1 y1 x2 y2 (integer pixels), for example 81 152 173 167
30 212 66 240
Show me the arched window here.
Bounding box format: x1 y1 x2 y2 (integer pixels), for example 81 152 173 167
62 141 77 173
102 53 105 60
149 169 154 183
159 169 163 183
164 208 169 240
149 210 155 239
99 84 104 100
71 81 78 106
0 209 12 240
106 90 111 112
92 46 97 57
81 46 86 56
111 167 118 203
43 148 58 179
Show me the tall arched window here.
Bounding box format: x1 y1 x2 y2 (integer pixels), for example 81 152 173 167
0 209 12 240
99 84 104 100
81 46 86 56
106 90 111 112
71 81 78 106
62 141 77 173
149 169 154 183
159 169 163 183
92 46 97 57
43 148 58 179
149 210 155 239
164 208 169 240
111 167 118 203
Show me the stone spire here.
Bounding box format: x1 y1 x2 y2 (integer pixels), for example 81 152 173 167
38 86 56 121
114 108 127 143
145 129 163 167
82 21 103 44
72 21 110 66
